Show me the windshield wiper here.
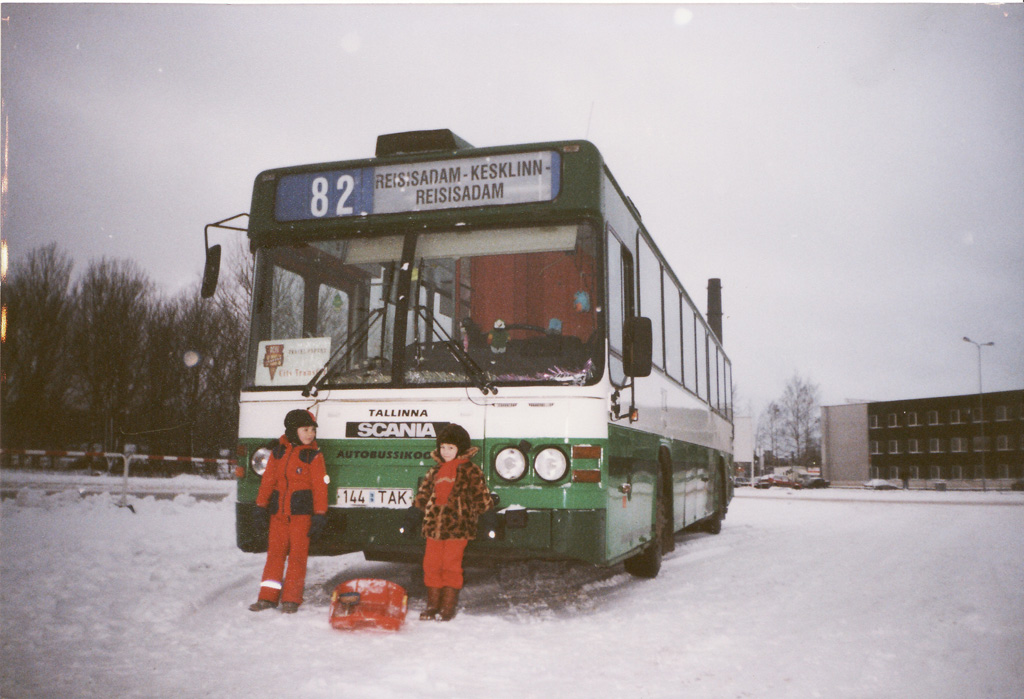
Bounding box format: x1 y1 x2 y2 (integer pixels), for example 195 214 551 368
411 305 497 395
302 307 385 397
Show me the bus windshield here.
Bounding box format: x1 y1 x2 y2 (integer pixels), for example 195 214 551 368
246 223 602 390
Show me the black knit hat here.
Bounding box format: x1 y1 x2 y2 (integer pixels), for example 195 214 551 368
284 409 318 445
436 423 471 455
285 409 318 429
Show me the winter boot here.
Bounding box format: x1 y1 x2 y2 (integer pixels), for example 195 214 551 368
420 587 443 620
438 587 460 621
280 602 300 614
249 599 278 612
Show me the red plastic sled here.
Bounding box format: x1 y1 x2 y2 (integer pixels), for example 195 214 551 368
329 578 408 631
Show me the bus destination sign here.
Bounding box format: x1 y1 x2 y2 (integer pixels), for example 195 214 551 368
274 151 560 222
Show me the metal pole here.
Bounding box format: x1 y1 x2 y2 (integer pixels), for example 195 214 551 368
120 444 137 513
963 337 994 492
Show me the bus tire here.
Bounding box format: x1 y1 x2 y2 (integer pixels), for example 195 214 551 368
702 510 723 535
701 470 725 535
624 539 662 578
624 472 666 578
658 452 675 554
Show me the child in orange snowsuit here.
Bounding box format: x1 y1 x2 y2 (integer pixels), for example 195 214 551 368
249 409 328 614
413 423 494 621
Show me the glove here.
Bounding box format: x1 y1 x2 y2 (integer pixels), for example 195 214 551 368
479 509 499 539
400 506 423 538
252 505 269 530
309 514 326 540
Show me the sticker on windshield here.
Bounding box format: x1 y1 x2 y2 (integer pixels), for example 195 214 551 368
255 337 331 386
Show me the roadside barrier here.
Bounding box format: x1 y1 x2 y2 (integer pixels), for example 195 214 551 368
0 448 237 512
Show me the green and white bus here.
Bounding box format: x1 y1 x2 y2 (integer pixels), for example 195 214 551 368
204 129 733 578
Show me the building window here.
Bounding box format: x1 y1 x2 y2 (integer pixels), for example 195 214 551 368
888 413 898 428
929 465 941 479
870 441 881 455
972 436 990 452
869 415 879 429
950 464 962 480
927 410 939 425
951 437 967 453
971 408 986 424
888 440 900 454
994 405 1008 421
996 435 1010 452
950 409 962 424
910 466 920 479
929 438 943 453
908 439 921 454
907 412 919 426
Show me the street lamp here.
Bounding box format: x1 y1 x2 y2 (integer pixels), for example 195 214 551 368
963 337 994 491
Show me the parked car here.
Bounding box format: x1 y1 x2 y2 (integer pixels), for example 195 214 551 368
766 475 803 489
802 477 831 489
734 477 751 487
753 477 772 489
864 478 899 490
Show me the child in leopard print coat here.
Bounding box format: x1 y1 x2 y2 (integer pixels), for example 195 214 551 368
413 423 494 621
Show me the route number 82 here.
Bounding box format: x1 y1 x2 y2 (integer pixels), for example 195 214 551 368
310 175 355 217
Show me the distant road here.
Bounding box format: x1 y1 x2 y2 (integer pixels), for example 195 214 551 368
733 487 1024 507
1 471 235 502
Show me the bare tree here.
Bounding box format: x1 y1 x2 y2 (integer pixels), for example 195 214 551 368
3 241 252 463
756 401 784 467
178 288 247 456
129 295 192 455
66 258 153 452
158 235 251 458
779 373 821 467
0 244 74 448
216 235 254 325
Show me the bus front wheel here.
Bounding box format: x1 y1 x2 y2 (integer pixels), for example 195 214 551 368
624 539 662 578
624 474 666 578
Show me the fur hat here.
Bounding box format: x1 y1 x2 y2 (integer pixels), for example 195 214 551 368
436 423 472 455
284 409 318 445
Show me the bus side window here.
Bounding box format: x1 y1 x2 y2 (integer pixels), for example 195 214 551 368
696 323 708 402
709 339 719 410
638 238 663 370
664 279 682 383
606 228 634 386
682 301 695 392
621 248 635 322
607 230 624 354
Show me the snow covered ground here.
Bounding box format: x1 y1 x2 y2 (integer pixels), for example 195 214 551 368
2 475 1022 699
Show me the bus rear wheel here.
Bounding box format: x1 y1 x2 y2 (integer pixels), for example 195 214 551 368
700 470 725 535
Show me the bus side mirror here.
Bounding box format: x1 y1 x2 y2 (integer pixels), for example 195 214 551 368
623 316 652 378
201 244 222 299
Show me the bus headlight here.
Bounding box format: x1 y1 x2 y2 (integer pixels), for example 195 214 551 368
535 447 568 482
494 447 527 482
251 447 272 476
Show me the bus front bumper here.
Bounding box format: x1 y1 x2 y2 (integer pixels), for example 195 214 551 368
236 502 607 565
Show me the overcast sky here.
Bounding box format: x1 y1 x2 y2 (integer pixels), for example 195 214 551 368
2 3 1022 414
